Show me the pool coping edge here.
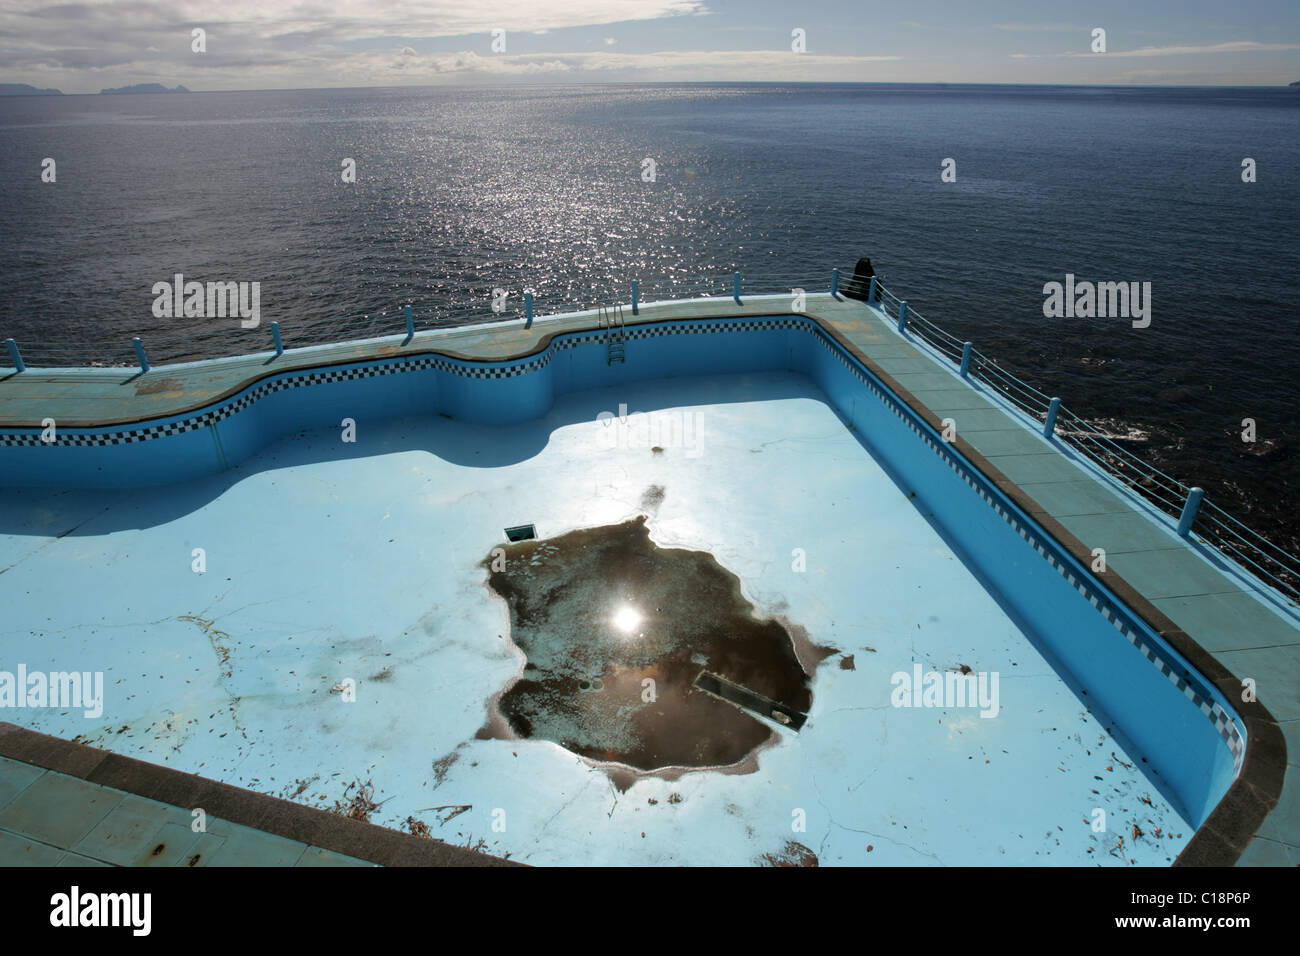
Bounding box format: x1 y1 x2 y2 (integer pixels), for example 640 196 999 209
0 723 523 867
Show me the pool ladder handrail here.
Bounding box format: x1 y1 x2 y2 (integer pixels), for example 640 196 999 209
599 302 626 365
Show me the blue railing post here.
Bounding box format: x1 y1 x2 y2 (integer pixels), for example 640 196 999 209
4 338 24 373
1177 487 1205 537
631 280 639 315
831 268 840 298
897 301 908 332
131 337 149 373
404 304 414 339
1043 397 1061 438
524 291 534 325
733 272 742 304
270 321 284 356
959 342 973 377
868 276 878 303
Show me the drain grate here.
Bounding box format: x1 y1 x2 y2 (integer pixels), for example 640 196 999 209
694 671 808 732
504 524 536 542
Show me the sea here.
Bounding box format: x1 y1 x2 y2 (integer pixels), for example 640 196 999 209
0 83 1296 550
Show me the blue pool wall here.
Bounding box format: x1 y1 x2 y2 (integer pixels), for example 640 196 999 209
793 331 1240 824
0 315 1243 825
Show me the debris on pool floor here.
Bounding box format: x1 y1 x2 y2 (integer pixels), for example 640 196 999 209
0 374 1201 865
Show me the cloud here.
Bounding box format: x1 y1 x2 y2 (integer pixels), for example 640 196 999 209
0 0 909 91
0 0 712 89
375 48 902 80
993 23 1090 33
423 51 572 74
3 1 709 43
1010 40 1300 58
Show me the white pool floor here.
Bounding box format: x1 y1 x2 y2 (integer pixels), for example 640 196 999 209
0 371 1193 865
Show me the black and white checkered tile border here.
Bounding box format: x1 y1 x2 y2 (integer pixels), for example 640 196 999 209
0 349 570 447
0 315 1247 769
0 319 797 448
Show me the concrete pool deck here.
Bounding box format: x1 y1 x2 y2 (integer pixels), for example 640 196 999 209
0 293 1295 866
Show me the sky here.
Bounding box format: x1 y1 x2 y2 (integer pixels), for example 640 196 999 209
3 0 1299 93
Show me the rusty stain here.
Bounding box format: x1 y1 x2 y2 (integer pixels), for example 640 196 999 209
134 377 184 396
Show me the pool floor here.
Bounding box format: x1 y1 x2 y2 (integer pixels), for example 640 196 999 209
0 370 1192 865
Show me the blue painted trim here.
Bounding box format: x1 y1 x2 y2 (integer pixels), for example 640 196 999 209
4 338 24 373
1179 488 1205 537
1044 397 1062 439
132 337 149 374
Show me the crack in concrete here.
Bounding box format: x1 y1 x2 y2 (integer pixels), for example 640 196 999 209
0 615 177 638
0 507 111 576
537 775 598 841
177 614 248 741
813 773 945 865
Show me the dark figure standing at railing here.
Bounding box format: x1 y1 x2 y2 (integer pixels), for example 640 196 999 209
841 257 877 302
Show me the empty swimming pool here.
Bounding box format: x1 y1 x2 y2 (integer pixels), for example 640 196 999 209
0 307 1253 865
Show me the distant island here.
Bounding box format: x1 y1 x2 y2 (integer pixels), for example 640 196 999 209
99 83 189 95
1291 81 1300 87
0 83 63 96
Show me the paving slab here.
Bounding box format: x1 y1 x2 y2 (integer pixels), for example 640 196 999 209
981 452 1090 485
0 828 66 866
1283 721 1300 769
963 428 1064 459
1234 836 1298 866
295 846 377 867
0 772 123 849
1213 647 1300 723
201 823 308 867
1106 549 1250 600
1054 511 1186 556
55 852 115 867
0 756 45 809
905 387 999 410
1013 478 1138 516
1152 592 1300 654
72 798 204 866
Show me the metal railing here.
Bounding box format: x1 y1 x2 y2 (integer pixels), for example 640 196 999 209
2 271 826 372
598 301 626 365
3 266 1296 603
870 276 1299 604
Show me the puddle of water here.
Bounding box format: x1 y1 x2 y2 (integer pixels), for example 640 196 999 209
479 515 831 776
